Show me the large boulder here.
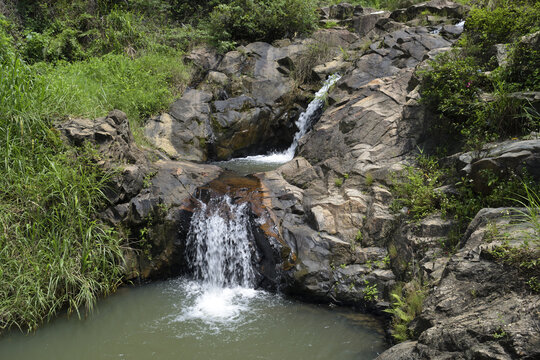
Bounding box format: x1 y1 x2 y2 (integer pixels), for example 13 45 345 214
455 139 540 194
390 0 468 23
378 208 540 359
145 89 213 162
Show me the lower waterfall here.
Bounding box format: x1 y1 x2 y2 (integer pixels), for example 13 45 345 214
175 195 261 325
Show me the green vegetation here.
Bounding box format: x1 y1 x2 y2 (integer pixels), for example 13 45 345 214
384 282 425 342
390 0 540 251
0 1 191 332
319 0 427 10
207 0 318 51
362 280 379 302
391 150 448 222
420 0 540 148
0 0 352 333
392 149 540 251
0 25 126 330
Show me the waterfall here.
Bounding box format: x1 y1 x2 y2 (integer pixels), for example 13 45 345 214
177 195 259 324
223 73 342 165
186 196 255 288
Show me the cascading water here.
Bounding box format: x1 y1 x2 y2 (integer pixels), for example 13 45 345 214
217 73 342 171
0 77 387 360
176 195 260 325
186 196 254 288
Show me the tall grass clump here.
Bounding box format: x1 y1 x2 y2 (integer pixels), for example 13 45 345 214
513 183 540 243
1 15 183 332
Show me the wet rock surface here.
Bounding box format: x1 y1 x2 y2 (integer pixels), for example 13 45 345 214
59 110 224 280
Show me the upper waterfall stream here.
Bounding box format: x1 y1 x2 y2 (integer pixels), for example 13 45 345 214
215 74 341 175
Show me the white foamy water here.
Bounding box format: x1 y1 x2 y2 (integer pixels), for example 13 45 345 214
219 73 342 169
173 281 261 326
181 195 260 325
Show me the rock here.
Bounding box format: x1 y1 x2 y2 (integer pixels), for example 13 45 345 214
495 43 510 67
390 0 468 23
186 46 221 71
329 3 355 20
121 160 223 279
58 110 150 205
144 89 213 162
207 70 229 86
58 110 225 280
376 341 420 360
313 59 351 81
456 139 540 190
379 208 540 359
353 11 391 37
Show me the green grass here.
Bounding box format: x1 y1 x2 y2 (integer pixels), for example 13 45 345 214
30 52 191 124
0 17 191 332
0 54 124 331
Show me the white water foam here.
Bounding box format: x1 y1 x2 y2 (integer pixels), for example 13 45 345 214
223 73 342 166
176 196 262 326
173 281 260 325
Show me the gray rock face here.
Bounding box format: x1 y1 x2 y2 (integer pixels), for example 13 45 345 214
455 139 540 193
144 39 315 161
58 110 149 205
145 89 213 162
378 208 540 360
247 3 463 308
390 0 468 23
58 110 224 280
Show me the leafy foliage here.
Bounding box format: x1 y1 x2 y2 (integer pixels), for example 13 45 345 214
419 0 540 149
206 0 318 50
384 282 425 342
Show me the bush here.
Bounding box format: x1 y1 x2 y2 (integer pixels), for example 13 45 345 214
0 14 15 63
462 1 540 67
420 51 487 138
391 151 447 222
420 49 536 147
206 0 318 49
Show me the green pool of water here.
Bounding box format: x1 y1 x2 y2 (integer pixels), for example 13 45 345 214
0 278 387 360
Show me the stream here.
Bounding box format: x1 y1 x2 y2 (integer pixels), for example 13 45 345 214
0 74 389 359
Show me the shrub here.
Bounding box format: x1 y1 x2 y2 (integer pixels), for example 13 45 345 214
419 51 487 138
206 0 318 49
391 151 447 222
462 1 540 67
420 49 536 147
